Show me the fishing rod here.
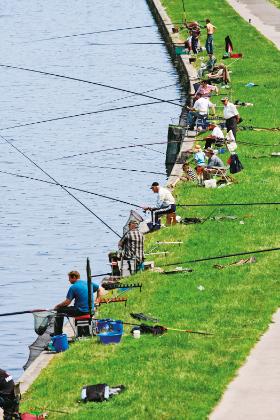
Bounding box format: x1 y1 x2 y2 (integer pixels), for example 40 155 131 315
30 22 186 43
178 202 280 207
121 321 212 336
45 139 195 162
0 169 143 208
0 134 121 238
0 64 184 109
92 82 179 110
89 42 165 45
238 140 280 147
181 0 187 23
161 246 280 267
80 164 166 175
0 309 46 317
0 98 181 132
3 168 278 211
239 126 280 132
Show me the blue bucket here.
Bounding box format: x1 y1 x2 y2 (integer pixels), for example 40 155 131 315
96 319 123 345
51 334 69 352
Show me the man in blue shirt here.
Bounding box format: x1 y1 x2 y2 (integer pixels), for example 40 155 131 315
54 270 104 335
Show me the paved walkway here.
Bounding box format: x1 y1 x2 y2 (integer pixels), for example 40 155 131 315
211 3 280 418
227 0 280 50
210 309 280 419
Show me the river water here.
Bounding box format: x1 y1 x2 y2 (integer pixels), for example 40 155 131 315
0 0 184 378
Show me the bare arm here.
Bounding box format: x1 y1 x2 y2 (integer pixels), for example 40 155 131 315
95 286 105 303
54 298 71 310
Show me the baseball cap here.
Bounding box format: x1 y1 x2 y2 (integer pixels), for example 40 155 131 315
150 182 159 189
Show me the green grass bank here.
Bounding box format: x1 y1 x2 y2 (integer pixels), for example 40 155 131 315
21 1 280 419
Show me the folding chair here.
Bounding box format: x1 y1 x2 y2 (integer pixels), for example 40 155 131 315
205 166 232 184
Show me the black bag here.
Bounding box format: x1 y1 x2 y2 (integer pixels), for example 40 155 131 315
229 154 244 174
82 384 107 402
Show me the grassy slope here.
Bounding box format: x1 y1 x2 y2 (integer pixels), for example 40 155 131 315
21 1 280 419
270 0 280 8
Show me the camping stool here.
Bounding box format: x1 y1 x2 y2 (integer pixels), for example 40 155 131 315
166 212 177 225
74 314 92 337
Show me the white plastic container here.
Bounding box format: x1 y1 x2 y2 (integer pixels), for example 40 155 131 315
133 330 141 339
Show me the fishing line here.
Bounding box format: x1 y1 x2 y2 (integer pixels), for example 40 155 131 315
0 169 143 208
0 99 181 132
178 202 280 207
29 22 185 43
238 140 280 147
141 145 165 155
0 134 122 237
3 168 278 211
89 42 165 45
92 82 179 110
45 139 194 162
162 246 280 267
80 165 166 175
0 63 184 108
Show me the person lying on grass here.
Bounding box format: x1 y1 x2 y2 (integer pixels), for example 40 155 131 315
54 270 104 335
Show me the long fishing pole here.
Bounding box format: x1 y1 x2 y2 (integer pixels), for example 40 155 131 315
0 64 184 109
0 169 143 208
181 0 187 23
89 42 165 45
30 22 186 43
92 82 178 110
178 202 280 207
80 164 166 175
121 321 212 336
0 98 181 132
0 134 121 237
45 139 195 162
2 168 279 211
0 309 46 317
162 246 280 267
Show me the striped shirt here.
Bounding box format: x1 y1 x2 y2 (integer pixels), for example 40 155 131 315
119 229 144 263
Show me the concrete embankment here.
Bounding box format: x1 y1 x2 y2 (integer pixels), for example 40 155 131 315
146 0 198 186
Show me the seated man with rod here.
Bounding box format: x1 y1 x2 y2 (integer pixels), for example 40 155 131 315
144 182 176 229
54 270 104 335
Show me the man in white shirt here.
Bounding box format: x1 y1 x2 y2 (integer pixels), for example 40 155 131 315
187 97 215 130
204 123 224 149
221 97 240 139
143 182 176 228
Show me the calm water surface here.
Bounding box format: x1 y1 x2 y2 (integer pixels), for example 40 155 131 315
0 0 184 377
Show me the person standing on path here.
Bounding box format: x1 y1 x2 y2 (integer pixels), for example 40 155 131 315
221 97 240 139
205 18 216 55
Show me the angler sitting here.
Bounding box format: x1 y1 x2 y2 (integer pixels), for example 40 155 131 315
203 148 227 181
118 220 144 276
194 80 219 100
198 53 217 78
204 123 225 149
54 270 104 335
186 96 215 130
207 64 230 85
0 369 20 420
143 182 176 229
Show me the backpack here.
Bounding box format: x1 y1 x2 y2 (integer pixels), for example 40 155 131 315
228 154 244 174
81 384 108 402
